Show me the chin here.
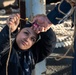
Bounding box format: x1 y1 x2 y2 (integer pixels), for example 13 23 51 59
18 44 30 50
19 46 28 50
21 49 27 51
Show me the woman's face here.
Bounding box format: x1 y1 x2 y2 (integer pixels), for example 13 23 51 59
16 27 38 50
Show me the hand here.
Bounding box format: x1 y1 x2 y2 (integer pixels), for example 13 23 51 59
31 24 45 34
32 14 52 34
66 0 76 6
6 13 20 32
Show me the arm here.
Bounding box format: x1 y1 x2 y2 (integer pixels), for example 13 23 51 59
0 13 20 52
0 25 18 52
31 28 56 63
32 0 74 31
47 0 72 25
0 26 9 52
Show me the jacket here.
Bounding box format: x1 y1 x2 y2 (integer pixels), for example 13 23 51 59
0 25 56 75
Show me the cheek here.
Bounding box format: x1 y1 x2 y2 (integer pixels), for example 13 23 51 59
28 41 35 48
28 41 33 47
16 33 23 43
16 34 20 44
16 33 24 40
30 42 35 47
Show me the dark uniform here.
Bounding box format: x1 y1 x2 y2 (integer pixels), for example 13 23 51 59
47 0 75 75
0 24 56 75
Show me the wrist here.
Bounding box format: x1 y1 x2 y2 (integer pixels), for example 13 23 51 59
66 0 76 7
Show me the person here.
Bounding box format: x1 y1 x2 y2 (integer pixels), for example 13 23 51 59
32 0 76 30
0 13 56 75
32 0 76 75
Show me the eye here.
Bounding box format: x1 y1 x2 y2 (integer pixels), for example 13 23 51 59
31 37 36 43
24 32 29 35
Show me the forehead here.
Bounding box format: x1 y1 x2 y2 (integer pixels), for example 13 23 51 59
21 27 37 36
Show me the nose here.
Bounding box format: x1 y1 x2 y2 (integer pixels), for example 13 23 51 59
24 36 30 42
23 37 30 46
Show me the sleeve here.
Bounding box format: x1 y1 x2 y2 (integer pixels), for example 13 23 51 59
31 28 56 63
0 25 18 52
47 0 72 25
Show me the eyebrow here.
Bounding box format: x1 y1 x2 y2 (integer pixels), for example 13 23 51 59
26 29 30 34
26 29 37 39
